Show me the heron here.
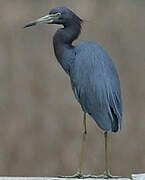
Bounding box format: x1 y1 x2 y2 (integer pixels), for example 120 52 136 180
24 7 123 178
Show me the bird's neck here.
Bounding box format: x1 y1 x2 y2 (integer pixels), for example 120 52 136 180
53 23 81 74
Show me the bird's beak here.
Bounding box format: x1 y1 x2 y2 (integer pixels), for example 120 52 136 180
24 12 61 28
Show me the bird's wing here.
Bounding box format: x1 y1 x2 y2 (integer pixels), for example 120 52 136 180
70 42 122 132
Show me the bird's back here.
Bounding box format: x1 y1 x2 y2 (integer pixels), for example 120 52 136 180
70 41 122 132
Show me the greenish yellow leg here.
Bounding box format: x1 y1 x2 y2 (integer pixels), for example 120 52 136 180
104 132 110 176
83 132 120 179
77 112 87 176
81 132 112 178
94 132 115 178
95 132 120 178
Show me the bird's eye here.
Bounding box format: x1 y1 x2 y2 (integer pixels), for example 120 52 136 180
54 12 61 19
50 12 61 17
56 12 61 17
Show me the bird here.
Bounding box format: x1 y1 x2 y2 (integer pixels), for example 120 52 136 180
24 7 123 178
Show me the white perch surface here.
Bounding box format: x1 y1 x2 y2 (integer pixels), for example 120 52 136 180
132 174 145 180
0 177 130 180
0 175 144 180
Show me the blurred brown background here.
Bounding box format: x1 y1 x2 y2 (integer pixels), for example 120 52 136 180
0 0 145 178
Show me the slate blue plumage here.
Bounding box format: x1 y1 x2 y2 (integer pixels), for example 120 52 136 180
71 42 122 132
24 7 122 132
51 7 122 132
24 7 123 177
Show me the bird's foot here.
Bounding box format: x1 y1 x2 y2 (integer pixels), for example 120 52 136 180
78 170 121 179
91 170 121 179
58 171 83 178
58 170 121 179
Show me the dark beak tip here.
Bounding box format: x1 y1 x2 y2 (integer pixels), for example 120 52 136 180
23 21 37 28
23 25 29 28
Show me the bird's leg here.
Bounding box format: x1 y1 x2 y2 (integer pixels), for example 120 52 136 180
91 132 120 179
58 112 87 178
104 131 112 177
80 132 111 179
103 132 120 178
77 112 87 177
83 132 121 179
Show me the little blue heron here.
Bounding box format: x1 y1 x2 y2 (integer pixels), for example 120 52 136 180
24 7 123 178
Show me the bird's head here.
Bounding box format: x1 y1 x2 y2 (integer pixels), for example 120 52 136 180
24 7 83 28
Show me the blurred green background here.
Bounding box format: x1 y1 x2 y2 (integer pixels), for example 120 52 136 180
0 0 145 177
